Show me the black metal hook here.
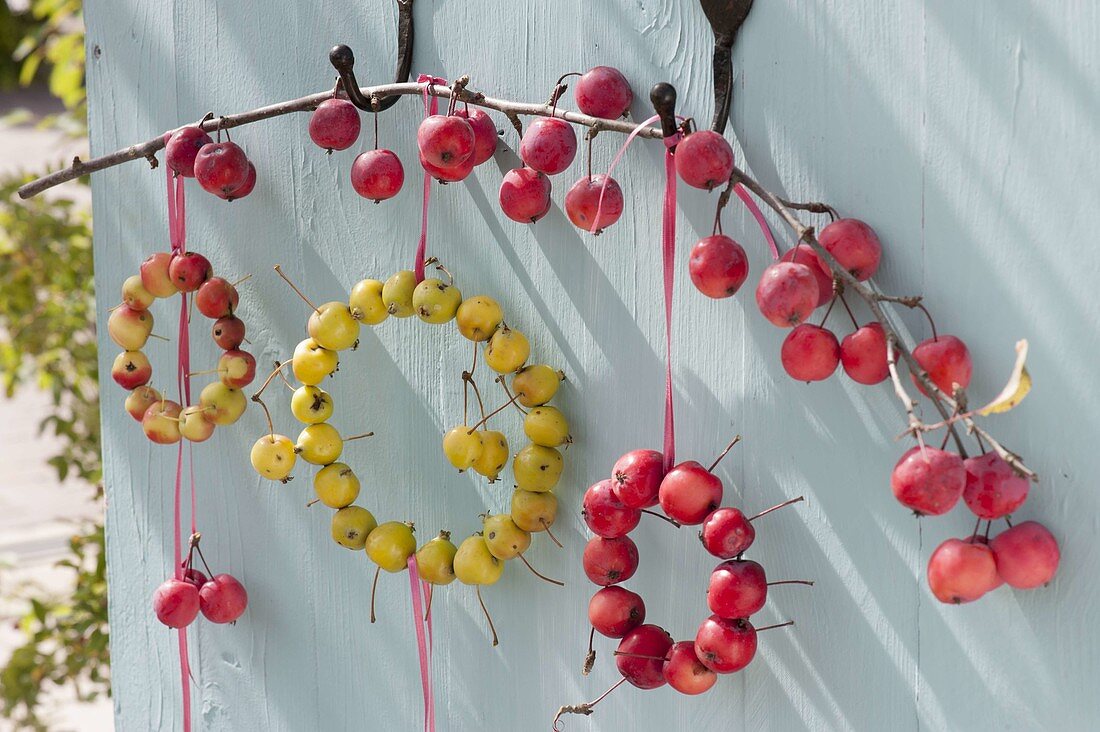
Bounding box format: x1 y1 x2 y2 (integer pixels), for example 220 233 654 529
329 0 415 112
698 0 754 134
650 82 679 148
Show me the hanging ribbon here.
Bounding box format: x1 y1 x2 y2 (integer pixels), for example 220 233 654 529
164 132 195 732
590 116 681 470
413 74 447 283
406 555 435 732
732 181 779 260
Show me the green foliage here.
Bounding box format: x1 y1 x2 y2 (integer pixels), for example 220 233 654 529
0 172 107 729
2 0 86 129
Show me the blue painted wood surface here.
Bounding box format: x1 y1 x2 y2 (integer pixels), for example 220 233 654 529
85 1 1100 729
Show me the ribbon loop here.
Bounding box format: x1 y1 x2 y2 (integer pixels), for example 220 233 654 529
407 555 435 732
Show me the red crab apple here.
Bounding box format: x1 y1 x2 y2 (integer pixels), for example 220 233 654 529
194 141 250 198
112 350 152 390
663 641 718 695
583 479 641 538
225 162 256 201
499 167 552 223
419 150 475 183
165 126 213 177
564 175 623 233
143 400 183 444
152 578 200 628
675 130 734 190
700 507 755 559
694 615 757 673
125 386 161 422
817 218 882 281
212 316 246 350
780 244 832 307
168 251 212 293
588 586 646 638
308 98 361 152
195 277 239 319
755 262 820 327
927 537 1001 604
707 559 767 618
453 108 498 165
351 149 405 201
199 573 248 623
182 567 208 589
107 305 154 350
659 461 723 525
891 446 966 515
519 117 577 175
616 624 674 689
781 324 840 382
912 335 972 397
582 535 639 586
218 349 257 389
417 114 474 169
574 66 633 119
990 521 1059 589
840 322 890 385
611 448 664 509
689 235 749 298
962 452 1030 519
140 252 178 298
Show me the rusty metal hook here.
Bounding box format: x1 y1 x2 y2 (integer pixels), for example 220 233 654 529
698 0 754 134
650 82 679 147
329 0 415 112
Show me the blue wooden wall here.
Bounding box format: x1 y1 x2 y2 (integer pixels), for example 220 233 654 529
85 0 1100 729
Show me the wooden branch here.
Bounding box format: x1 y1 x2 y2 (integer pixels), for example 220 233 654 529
18 81 661 199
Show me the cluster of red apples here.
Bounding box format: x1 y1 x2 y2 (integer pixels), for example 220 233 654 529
109 247 255 443
895 444 1059 604
306 65 735 234
582 445 803 696
165 125 257 201
153 538 248 628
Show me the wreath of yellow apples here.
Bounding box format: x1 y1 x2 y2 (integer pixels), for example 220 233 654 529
248 259 570 642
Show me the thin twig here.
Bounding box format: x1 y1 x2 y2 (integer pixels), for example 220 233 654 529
19 81 663 199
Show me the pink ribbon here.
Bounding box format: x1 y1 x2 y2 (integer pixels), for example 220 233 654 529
414 74 447 283
164 133 195 732
592 116 681 471
406 555 435 732
733 182 779 260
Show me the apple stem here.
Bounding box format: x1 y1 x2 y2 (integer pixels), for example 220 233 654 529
369 566 381 624
496 376 529 415
230 273 253 287
756 620 795 633
475 586 499 647
467 392 521 432
305 498 320 508
640 509 681 528
748 495 805 522
148 332 171 342
193 542 214 578
424 585 434 623
462 370 488 426
253 360 290 399
273 264 321 314
612 650 666 662
767 579 815 587
344 431 375 442
542 521 563 548
251 394 275 439
838 293 860 329
818 296 837 328
583 627 595 676
518 554 565 586
186 368 220 378
552 677 628 731
708 434 743 472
